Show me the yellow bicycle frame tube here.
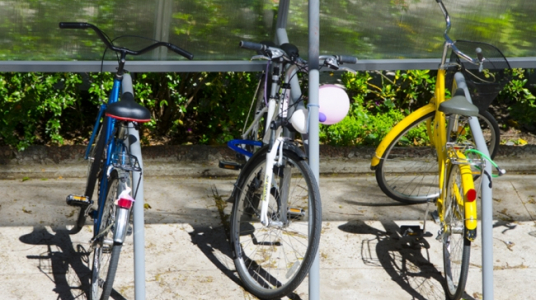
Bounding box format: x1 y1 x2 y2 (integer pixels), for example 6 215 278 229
370 70 451 169
370 103 436 169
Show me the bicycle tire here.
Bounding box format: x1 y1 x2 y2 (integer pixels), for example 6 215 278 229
457 110 499 159
91 171 122 300
442 164 471 300
230 146 321 299
375 111 499 204
71 121 108 234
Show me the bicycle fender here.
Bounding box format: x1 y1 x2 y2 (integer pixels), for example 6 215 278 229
370 104 436 169
459 161 478 234
283 142 307 160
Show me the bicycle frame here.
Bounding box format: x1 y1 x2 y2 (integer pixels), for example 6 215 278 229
90 76 122 234
370 65 479 238
433 70 478 238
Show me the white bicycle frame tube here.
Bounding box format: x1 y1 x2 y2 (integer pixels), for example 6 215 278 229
260 137 285 226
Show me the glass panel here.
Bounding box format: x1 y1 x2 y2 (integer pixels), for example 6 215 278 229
0 0 533 61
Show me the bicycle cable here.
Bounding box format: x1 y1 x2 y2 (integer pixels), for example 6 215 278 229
464 148 505 177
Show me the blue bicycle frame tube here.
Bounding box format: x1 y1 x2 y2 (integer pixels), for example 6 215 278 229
227 139 263 158
85 105 106 160
94 78 122 233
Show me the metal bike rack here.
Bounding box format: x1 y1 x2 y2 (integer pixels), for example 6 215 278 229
127 123 147 300
273 0 321 298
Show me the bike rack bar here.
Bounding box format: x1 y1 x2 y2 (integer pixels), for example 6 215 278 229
127 123 146 300
307 1 321 299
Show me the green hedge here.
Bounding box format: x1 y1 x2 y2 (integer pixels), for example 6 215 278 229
0 68 534 150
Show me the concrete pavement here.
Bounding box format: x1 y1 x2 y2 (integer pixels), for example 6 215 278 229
1 145 535 299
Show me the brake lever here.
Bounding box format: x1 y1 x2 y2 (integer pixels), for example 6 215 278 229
323 56 340 70
250 55 271 61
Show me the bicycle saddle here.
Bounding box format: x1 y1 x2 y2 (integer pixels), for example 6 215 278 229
105 93 151 123
280 43 299 59
439 88 479 117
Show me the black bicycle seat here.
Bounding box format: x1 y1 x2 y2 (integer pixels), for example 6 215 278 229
105 93 151 123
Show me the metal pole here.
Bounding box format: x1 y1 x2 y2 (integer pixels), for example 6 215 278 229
468 115 494 299
128 123 146 300
456 73 493 299
308 0 321 299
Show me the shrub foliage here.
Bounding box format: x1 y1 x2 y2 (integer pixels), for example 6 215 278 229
0 68 534 150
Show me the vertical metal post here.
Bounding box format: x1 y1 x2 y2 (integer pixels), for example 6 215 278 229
276 0 289 32
308 0 321 299
153 0 172 59
468 116 494 299
128 123 146 300
457 72 494 299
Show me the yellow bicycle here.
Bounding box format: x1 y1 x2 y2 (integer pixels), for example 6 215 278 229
370 1 509 299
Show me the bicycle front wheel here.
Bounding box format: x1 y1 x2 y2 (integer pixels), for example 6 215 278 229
375 111 499 204
230 147 321 299
91 171 122 300
442 164 471 300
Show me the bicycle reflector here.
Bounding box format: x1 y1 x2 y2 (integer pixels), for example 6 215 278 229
116 187 135 209
466 188 477 202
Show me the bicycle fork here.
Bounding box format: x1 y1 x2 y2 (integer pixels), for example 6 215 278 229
260 137 286 227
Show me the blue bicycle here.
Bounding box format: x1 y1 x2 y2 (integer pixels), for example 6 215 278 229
60 22 193 300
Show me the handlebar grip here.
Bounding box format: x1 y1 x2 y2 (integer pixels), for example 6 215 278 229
59 22 90 29
169 44 194 60
239 41 267 52
338 55 358 64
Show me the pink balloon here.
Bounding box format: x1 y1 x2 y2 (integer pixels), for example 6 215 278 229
319 85 350 125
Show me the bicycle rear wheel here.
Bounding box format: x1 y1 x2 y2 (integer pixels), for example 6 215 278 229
230 146 321 299
91 171 122 300
71 121 108 234
442 164 471 300
375 111 499 204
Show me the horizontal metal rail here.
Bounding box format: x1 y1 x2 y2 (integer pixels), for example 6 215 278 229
0 57 534 72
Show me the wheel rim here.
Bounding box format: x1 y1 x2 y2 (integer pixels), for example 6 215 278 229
378 113 440 202
91 178 117 300
443 166 466 297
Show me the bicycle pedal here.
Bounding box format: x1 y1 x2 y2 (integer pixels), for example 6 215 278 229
66 194 91 207
287 207 305 220
400 225 422 237
219 160 242 171
399 225 432 238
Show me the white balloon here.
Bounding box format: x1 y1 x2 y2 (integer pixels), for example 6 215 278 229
319 85 350 125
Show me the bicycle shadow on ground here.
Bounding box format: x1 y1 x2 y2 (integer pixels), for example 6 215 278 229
187 224 304 300
187 185 303 300
338 220 475 300
18 226 127 300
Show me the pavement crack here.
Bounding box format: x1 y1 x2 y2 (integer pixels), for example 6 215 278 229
211 185 230 239
510 181 536 222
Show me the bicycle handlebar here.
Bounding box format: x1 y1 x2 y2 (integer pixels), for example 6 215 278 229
337 55 358 64
239 41 269 52
59 22 194 60
435 1 477 65
240 40 357 67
